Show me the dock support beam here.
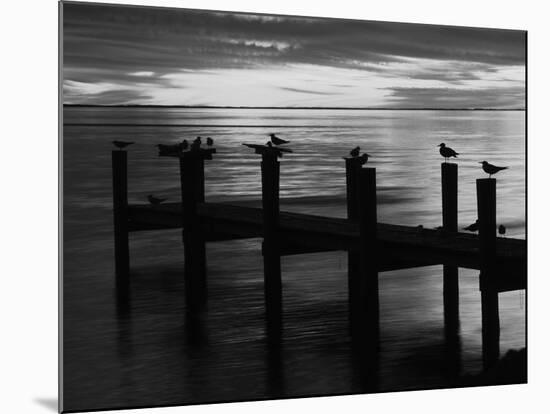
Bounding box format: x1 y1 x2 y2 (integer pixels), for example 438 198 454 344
477 178 500 369
180 153 207 314
346 158 362 329
441 163 460 336
261 152 282 337
112 150 130 283
355 168 379 347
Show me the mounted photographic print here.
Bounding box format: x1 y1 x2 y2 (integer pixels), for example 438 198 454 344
60 1 526 412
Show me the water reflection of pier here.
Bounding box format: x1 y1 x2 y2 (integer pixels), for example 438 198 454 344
112 145 525 373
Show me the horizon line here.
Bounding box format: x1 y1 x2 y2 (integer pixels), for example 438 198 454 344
63 104 526 111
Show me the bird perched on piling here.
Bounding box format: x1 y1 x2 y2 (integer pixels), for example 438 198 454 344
147 194 167 205
179 139 189 151
463 219 479 232
479 161 508 178
206 137 214 146
358 153 371 165
191 136 202 151
438 143 459 162
498 224 506 236
112 140 134 150
350 146 360 157
269 133 289 145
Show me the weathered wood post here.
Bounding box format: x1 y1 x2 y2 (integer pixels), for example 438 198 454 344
261 151 282 335
180 150 210 314
356 168 379 346
441 163 459 336
112 150 130 282
476 178 500 369
346 158 362 326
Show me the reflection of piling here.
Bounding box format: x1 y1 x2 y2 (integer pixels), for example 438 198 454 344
112 150 130 282
357 168 379 346
180 152 208 314
261 152 282 336
345 158 362 330
441 163 460 337
476 178 500 369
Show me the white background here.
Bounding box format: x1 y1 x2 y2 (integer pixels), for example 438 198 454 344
0 0 547 413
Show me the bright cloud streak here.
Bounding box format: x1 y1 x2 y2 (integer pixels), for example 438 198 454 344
128 71 155 77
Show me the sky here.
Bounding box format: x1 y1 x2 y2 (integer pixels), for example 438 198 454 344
62 2 526 108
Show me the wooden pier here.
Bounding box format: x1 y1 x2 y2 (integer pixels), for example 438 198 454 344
112 145 526 369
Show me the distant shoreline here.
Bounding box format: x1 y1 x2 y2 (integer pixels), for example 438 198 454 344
63 104 525 111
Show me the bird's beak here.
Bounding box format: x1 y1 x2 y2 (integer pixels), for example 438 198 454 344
478 162 483 164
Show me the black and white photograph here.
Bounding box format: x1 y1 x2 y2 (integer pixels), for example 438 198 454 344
59 1 526 412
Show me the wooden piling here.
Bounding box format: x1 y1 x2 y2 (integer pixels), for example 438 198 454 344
441 163 459 336
261 152 282 335
476 178 500 369
346 158 362 324
180 152 208 313
112 150 130 282
355 168 379 345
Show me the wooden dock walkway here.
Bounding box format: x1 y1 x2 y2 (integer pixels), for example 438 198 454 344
112 143 526 370
127 201 525 289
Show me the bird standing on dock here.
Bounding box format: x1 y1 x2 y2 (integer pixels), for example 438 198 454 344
498 224 506 236
350 146 360 157
206 137 214 146
179 139 188 151
147 194 167 205
112 140 134 150
438 143 459 162
479 161 508 178
358 153 371 165
463 219 479 232
269 133 289 145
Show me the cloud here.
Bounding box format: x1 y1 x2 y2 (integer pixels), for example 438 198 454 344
63 80 152 105
382 86 525 109
63 88 152 105
63 3 526 74
128 71 155 77
279 87 341 95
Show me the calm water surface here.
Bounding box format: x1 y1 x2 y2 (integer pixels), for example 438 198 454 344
62 108 525 411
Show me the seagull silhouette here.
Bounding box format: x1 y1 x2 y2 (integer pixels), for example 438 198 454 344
479 161 508 178
206 137 214 146
463 219 479 232
269 133 289 145
498 224 506 235
358 153 371 165
112 140 134 150
191 137 202 150
350 146 360 157
147 195 167 205
438 143 459 162
179 139 188 150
